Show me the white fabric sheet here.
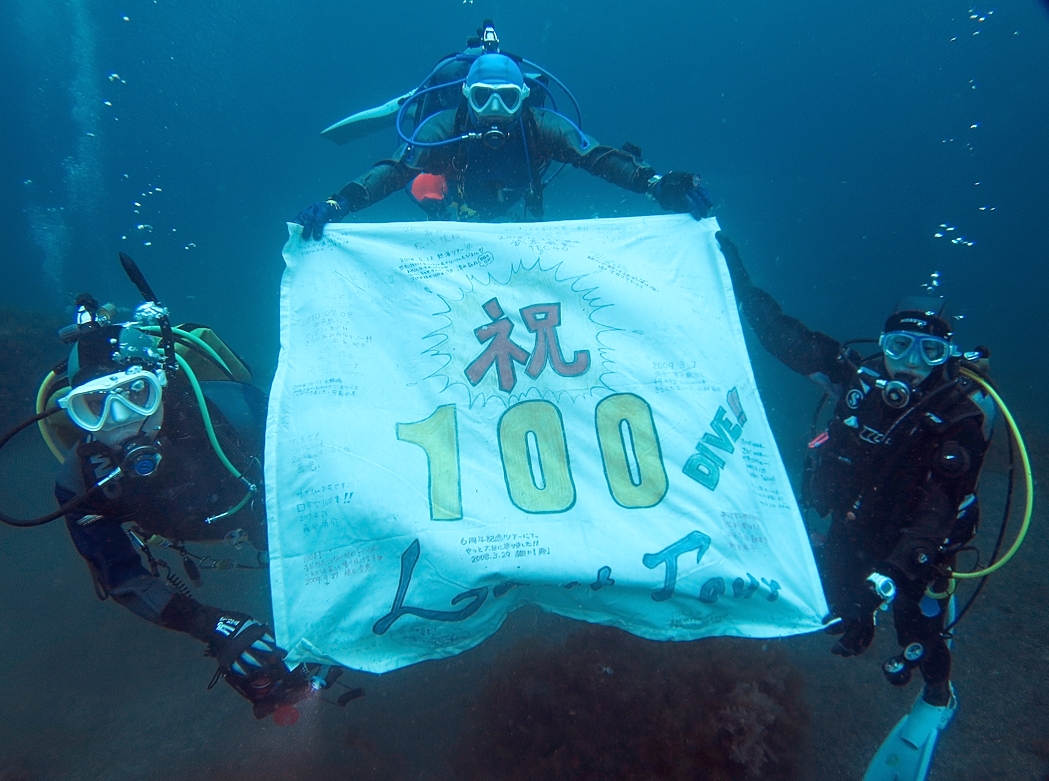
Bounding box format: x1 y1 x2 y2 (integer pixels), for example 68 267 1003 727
266 214 828 673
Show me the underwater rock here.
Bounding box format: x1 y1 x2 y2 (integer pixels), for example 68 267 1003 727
0 306 64 435
449 625 807 781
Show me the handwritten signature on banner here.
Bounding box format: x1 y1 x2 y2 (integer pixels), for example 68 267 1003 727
372 533 782 636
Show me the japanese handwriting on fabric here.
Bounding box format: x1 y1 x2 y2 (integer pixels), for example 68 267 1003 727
373 539 488 635
465 297 590 393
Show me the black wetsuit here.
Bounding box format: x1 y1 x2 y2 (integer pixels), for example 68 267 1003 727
54 376 268 643
721 234 994 693
338 105 656 221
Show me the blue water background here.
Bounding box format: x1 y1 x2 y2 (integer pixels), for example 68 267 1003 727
3 2 1046 393
1 1 1048 779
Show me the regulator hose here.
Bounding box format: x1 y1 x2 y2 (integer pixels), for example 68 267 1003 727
950 368 1033 580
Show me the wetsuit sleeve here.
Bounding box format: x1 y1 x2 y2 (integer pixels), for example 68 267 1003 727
716 232 850 385
337 159 417 211
337 110 457 209
531 109 656 193
55 455 246 644
883 414 988 582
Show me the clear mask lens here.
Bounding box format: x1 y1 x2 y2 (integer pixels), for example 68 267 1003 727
466 82 524 116
880 331 950 366
62 368 163 432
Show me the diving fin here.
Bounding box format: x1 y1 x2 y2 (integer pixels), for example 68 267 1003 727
862 686 957 781
320 91 414 145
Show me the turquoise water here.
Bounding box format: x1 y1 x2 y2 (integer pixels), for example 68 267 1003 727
1 2 1047 778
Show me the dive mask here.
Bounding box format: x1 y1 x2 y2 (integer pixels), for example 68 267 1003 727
60 365 166 432
879 331 952 367
463 81 529 120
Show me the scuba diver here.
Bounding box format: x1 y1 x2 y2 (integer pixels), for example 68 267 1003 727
0 254 356 721
295 20 713 234
715 233 1001 781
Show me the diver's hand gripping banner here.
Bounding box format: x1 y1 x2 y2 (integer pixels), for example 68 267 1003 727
268 215 827 673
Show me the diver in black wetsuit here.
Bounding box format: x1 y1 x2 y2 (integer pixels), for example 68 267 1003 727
0 258 361 720
40 294 317 719
716 232 995 712
295 44 713 234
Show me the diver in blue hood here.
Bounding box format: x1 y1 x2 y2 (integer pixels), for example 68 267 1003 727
296 27 713 233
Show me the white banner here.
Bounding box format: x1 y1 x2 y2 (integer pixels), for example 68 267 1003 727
266 215 827 673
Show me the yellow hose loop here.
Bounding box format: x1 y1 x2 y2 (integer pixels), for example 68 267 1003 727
924 578 957 601
140 325 233 376
950 368 1034 580
35 370 67 463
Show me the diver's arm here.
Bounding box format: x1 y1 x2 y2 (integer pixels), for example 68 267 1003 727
57 483 303 712
716 232 849 384
336 159 417 212
336 111 458 210
56 489 210 635
532 109 655 193
55 453 236 636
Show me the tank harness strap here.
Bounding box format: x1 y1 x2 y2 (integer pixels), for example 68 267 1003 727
521 108 544 218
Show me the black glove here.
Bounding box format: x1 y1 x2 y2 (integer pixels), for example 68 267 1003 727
830 617 876 657
294 194 349 240
649 171 714 219
828 578 888 658
205 613 313 719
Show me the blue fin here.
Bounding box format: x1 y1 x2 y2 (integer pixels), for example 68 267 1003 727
862 687 957 781
321 91 415 145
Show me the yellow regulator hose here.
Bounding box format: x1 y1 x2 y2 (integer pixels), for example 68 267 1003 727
951 368 1034 580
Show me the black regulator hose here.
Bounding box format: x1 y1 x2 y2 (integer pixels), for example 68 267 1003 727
0 408 99 528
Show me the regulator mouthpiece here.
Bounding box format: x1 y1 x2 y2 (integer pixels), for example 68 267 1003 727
483 127 508 148
877 378 912 409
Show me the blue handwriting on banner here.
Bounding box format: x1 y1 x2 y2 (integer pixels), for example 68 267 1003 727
643 531 781 604
683 387 747 491
642 531 712 602
373 539 488 635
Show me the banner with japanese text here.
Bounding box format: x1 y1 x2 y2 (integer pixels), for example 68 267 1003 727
267 214 828 673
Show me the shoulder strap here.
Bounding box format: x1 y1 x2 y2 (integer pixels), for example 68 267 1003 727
521 109 545 218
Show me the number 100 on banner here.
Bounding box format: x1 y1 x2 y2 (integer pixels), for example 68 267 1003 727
396 393 670 519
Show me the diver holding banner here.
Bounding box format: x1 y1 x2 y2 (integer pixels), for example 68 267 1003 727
0 253 362 721
716 232 1033 781
296 20 714 230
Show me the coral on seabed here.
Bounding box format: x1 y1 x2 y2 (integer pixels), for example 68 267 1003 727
450 625 807 781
